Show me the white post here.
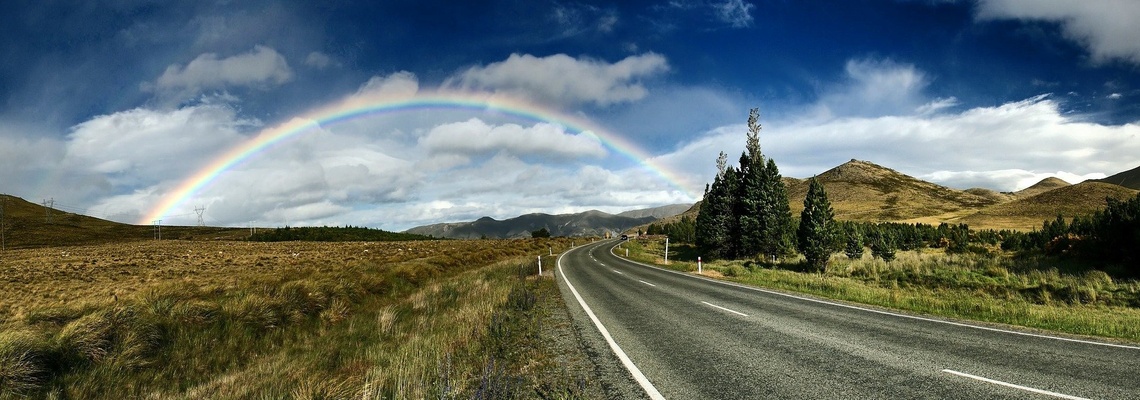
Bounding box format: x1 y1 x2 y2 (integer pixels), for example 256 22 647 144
698 257 702 274
664 237 669 264
549 246 552 256
538 255 542 276
625 249 629 257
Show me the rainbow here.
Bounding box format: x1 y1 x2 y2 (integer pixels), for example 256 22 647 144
139 91 697 225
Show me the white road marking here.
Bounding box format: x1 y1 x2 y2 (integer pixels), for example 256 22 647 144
941 369 1090 400
558 246 666 400
701 301 749 317
638 280 656 287
608 245 1140 351
612 269 623 274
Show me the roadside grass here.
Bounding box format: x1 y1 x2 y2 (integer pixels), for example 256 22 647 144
0 238 600 398
617 239 1140 343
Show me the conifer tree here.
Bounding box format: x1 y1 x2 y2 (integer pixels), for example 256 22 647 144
797 177 834 272
758 157 795 261
696 152 737 259
735 109 765 258
844 228 865 260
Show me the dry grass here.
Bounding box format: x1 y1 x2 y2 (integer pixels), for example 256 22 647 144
0 237 595 398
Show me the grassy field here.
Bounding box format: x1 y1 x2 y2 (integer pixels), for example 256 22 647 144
0 238 600 398
618 239 1140 343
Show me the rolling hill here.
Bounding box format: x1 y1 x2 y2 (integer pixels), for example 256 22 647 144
955 181 1138 230
0 194 249 248
1095 164 1140 190
405 210 658 239
616 203 692 219
1015 177 1071 198
785 160 1000 222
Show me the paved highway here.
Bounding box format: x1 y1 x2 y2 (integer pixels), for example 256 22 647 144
556 239 1140 399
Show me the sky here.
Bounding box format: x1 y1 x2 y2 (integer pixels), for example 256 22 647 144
2 0 1139 231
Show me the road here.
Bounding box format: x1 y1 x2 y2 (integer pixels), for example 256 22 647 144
555 239 1140 399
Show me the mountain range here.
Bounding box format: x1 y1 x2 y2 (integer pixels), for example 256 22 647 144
404 209 671 239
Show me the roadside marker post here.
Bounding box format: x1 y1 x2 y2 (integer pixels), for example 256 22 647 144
538 255 542 276
549 246 553 256
664 237 669 264
698 257 702 274
625 249 629 257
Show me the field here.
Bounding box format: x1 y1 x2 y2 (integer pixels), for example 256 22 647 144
620 239 1140 343
0 238 601 398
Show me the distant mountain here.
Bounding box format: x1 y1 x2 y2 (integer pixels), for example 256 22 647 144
784 159 999 222
405 210 656 239
1015 177 1071 198
957 181 1138 230
1095 164 1140 190
616 204 692 219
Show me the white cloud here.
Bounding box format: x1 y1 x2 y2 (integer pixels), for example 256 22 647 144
1108 93 1123 99
445 53 669 106
713 0 755 28
150 45 293 95
64 105 256 185
810 58 929 119
354 71 419 98
420 118 607 161
657 94 1140 193
304 51 335 69
975 0 1140 65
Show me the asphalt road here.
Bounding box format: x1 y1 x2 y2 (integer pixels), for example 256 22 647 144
555 239 1140 399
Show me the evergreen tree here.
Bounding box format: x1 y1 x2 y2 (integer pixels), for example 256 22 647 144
735 109 765 258
845 229 865 260
797 177 835 272
696 153 738 259
758 157 795 261
871 230 897 262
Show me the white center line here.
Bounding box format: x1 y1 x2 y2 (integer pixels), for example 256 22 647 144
612 270 623 274
638 279 656 287
701 301 749 317
941 369 1090 400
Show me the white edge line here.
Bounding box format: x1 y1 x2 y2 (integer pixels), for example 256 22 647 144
701 301 749 317
638 279 657 287
941 369 1090 400
558 245 666 400
608 244 1140 351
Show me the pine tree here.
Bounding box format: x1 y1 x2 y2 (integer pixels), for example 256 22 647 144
797 177 834 272
735 109 765 258
758 157 795 261
871 230 897 262
844 230 865 260
696 153 738 259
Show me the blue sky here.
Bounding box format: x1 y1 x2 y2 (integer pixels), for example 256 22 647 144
2 0 1138 230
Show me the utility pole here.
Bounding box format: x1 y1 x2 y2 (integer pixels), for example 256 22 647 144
194 206 206 227
153 220 162 240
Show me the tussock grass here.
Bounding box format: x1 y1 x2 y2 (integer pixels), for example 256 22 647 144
0 238 597 398
621 239 1140 342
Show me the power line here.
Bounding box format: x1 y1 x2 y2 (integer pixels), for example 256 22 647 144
153 220 162 240
42 197 54 224
194 205 206 227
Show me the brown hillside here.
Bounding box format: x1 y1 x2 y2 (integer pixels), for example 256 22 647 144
1095 164 1140 190
965 188 1015 203
787 160 999 222
1015 177 1070 198
0 194 248 248
956 182 1138 230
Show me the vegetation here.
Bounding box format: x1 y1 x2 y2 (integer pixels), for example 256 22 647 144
797 177 835 272
0 238 599 398
620 239 1140 343
530 227 551 238
644 215 696 244
249 225 435 242
696 108 794 261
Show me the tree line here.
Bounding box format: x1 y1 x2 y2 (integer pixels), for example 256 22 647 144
691 107 1139 278
250 225 436 242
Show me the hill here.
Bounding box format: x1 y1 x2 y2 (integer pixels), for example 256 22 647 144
1015 177 1071 198
616 203 692 219
955 181 1138 230
785 160 999 222
1095 164 1140 190
0 194 250 248
406 210 655 239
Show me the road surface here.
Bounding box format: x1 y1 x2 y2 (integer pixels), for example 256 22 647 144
556 239 1140 399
